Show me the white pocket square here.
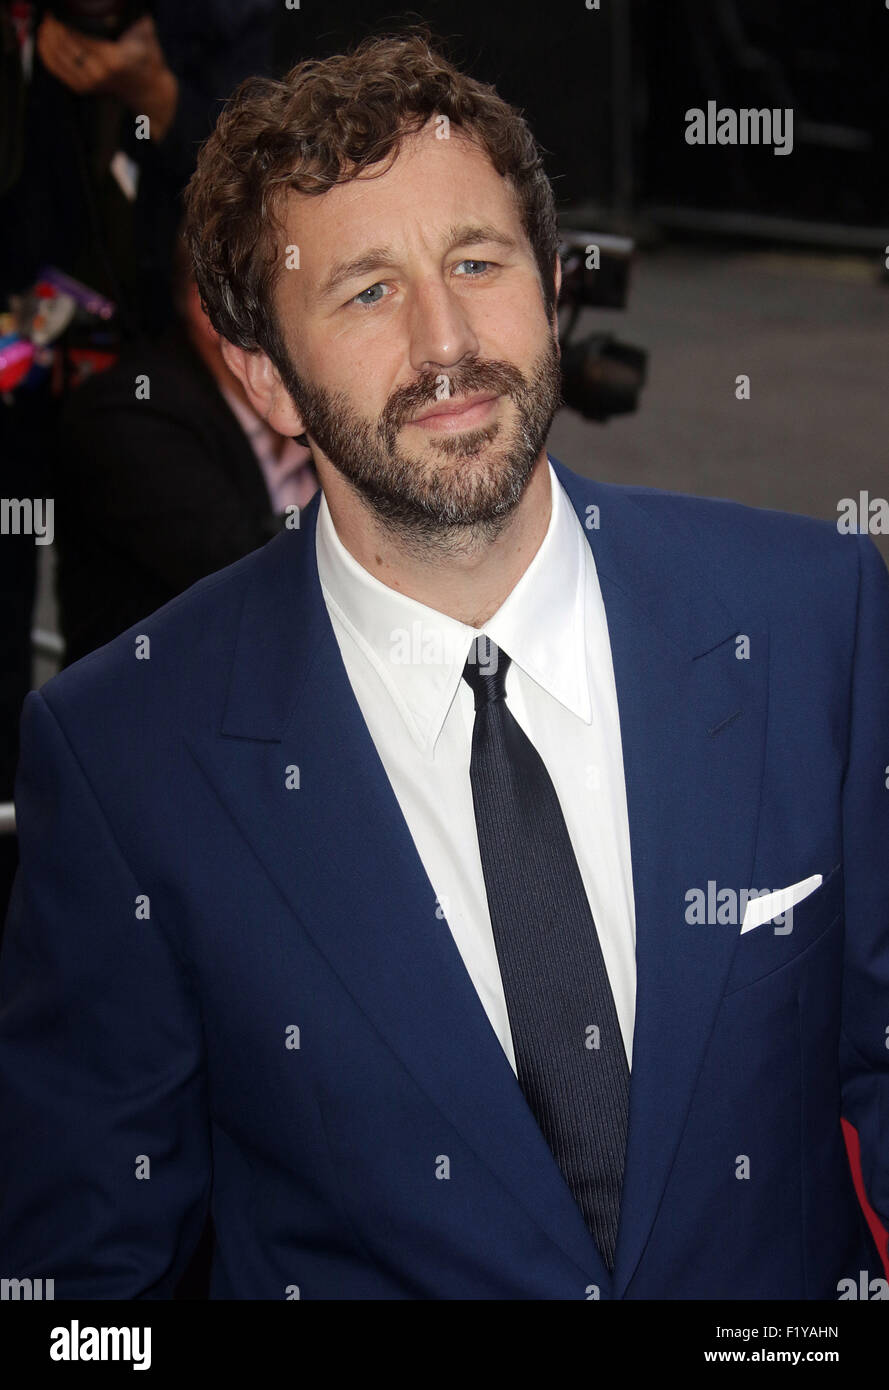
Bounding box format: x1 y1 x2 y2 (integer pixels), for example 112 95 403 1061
740 874 823 934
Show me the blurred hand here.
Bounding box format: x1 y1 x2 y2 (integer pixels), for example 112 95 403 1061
36 13 178 138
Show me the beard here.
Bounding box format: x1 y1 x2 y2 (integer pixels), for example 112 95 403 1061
272 333 563 552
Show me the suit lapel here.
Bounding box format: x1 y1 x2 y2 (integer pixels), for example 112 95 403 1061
187 486 609 1287
552 460 769 1296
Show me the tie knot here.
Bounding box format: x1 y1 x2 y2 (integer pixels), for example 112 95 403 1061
461 636 510 709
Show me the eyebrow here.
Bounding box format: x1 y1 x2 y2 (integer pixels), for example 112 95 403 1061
316 222 521 303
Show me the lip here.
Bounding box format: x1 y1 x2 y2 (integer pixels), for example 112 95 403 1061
409 392 500 431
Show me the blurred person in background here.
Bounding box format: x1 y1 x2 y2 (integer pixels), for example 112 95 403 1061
55 230 317 666
4 0 279 339
0 0 278 923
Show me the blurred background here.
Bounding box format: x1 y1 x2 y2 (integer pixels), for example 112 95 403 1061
1 0 888 1284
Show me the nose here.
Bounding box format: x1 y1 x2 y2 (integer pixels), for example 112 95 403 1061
407 275 480 377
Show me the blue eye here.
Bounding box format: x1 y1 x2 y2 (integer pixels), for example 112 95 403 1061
350 261 493 308
353 282 388 306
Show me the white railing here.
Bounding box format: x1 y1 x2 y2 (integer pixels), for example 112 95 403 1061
32 627 65 660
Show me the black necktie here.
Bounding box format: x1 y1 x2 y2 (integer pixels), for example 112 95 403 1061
462 635 630 1269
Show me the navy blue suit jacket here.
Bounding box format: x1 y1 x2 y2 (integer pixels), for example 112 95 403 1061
1 458 888 1299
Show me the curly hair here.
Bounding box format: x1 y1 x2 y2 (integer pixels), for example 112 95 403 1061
182 29 559 371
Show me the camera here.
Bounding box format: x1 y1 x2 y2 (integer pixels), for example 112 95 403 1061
558 232 648 423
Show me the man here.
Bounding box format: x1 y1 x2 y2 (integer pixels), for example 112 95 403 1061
55 234 317 666
1 32 887 1300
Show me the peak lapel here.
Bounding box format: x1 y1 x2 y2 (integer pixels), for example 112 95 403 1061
552 459 769 1297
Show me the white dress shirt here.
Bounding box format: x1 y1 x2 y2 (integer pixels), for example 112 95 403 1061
315 457 637 1072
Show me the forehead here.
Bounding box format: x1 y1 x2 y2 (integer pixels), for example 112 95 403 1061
278 125 526 268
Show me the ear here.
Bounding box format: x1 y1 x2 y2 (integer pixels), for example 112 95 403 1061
219 339 307 437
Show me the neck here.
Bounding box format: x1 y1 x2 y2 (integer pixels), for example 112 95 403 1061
317 451 552 628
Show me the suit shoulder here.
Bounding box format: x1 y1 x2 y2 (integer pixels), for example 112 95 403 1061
551 459 881 632
38 531 289 730
600 478 872 593
610 477 839 540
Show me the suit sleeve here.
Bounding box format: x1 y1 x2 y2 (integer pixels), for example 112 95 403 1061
839 534 889 1243
0 690 211 1298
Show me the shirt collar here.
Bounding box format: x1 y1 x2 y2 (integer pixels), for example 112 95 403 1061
315 457 592 754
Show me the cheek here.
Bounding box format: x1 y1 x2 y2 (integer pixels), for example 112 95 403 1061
309 325 406 408
475 283 549 359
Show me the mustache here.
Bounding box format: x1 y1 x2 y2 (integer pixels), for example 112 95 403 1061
380 359 529 436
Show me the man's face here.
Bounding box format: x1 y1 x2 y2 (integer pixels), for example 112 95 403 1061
267 121 562 541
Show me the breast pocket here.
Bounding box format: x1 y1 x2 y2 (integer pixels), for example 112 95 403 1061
723 861 843 996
